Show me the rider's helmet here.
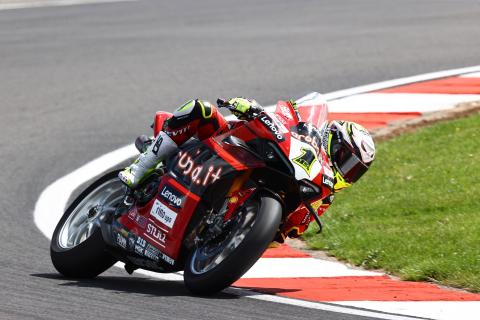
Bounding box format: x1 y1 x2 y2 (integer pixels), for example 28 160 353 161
327 120 375 191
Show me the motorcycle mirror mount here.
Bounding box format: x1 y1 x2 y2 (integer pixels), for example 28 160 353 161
303 201 323 234
216 98 227 107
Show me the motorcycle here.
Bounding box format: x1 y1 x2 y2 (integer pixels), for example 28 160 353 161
50 92 334 295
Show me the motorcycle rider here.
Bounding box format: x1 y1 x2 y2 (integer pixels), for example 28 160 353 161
119 97 375 239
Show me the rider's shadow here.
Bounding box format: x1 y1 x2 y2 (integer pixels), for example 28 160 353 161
30 273 235 299
31 273 301 298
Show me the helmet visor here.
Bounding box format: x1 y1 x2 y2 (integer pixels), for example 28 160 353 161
331 134 369 183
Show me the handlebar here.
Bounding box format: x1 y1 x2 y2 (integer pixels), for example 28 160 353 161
216 98 229 108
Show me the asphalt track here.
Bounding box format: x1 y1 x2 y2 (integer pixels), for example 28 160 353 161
1 1 480 319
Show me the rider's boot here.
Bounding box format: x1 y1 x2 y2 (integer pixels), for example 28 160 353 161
118 131 178 189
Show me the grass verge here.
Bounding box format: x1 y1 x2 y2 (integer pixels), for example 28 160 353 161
303 112 480 292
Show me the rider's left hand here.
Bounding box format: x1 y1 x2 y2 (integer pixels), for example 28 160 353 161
218 97 263 120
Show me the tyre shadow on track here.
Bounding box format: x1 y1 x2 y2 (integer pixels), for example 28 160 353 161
31 273 242 299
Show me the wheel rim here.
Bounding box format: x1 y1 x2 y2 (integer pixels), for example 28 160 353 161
189 202 258 275
58 177 125 249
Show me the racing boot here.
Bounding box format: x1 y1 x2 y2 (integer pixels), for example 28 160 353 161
119 131 178 189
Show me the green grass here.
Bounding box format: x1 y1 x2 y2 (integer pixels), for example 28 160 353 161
303 113 480 292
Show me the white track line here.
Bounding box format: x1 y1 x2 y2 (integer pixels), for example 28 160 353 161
323 65 480 100
113 267 425 320
114 263 420 320
460 72 480 78
0 0 135 11
242 258 382 278
33 65 480 320
328 93 480 113
336 301 480 320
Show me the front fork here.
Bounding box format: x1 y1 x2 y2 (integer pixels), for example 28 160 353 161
187 171 255 248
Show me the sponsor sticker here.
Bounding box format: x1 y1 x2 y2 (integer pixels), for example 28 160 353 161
280 105 293 120
301 212 311 224
166 125 190 137
292 147 317 176
159 185 183 209
150 199 177 228
127 208 147 228
116 233 127 249
152 136 163 155
146 222 167 244
322 175 334 189
134 244 144 255
274 113 288 125
143 243 160 262
270 113 289 133
291 131 320 153
135 215 147 228
128 236 135 249
159 252 175 265
134 237 147 255
176 151 222 186
259 114 285 142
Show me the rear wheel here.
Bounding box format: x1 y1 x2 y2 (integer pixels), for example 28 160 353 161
184 195 282 295
50 171 123 278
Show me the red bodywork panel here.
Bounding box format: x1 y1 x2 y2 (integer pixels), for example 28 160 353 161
119 176 199 262
153 111 173 137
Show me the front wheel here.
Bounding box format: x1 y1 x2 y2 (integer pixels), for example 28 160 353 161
50 171 123 278
184 195 282 295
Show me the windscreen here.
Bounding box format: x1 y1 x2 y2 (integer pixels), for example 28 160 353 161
295 92 329 130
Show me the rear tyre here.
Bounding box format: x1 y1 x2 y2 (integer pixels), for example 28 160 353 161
184 195 282 295
50 171 123 278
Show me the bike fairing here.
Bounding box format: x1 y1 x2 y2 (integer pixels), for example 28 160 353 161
112 100 336 269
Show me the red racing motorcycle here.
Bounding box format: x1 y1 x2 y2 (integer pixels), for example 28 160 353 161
50 92 334 295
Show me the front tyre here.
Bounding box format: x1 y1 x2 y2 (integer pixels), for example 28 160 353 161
184 195 282 295
50 171 123 278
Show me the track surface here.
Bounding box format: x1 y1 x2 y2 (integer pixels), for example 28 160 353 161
1 1 479 319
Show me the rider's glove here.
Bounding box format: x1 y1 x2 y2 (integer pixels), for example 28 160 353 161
218 97 263 120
